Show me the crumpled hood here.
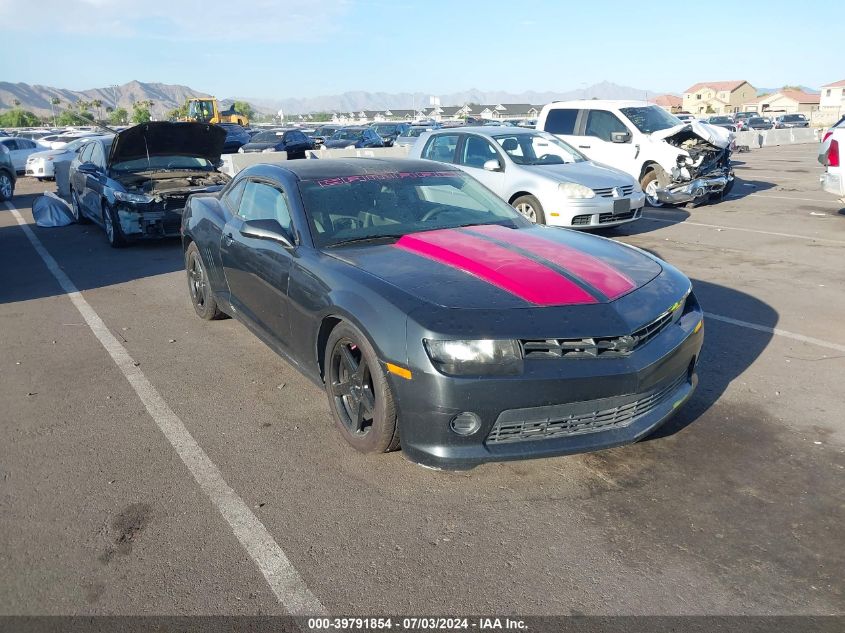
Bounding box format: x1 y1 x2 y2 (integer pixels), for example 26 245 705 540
532 160 635 187
651 120 732 148
327 224 662 310
108 122 226 166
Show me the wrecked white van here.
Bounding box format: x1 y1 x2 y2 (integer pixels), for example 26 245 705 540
537 100 734 207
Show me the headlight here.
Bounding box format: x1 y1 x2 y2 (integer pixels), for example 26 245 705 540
423 339 522 376
558 182 595 199
114 191 153 204
262 148 275 153
346 144 356 149
238 147 245 153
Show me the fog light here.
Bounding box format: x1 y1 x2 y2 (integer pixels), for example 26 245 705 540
450 412 482 436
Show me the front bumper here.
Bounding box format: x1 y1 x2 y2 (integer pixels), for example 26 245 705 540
656 172 733 205
25 159 53 178
391 308 704 470
547 192 647 228
115 206 183 240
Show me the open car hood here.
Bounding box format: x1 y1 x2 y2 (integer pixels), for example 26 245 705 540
108 122 227 166
651 120 732 148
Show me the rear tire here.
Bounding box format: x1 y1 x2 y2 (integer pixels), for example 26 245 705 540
324 322 400 454
70 189 90 224
185 242 224 320
512 194 545 224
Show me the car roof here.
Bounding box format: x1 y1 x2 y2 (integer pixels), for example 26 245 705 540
240 157 460 182
428 125 534 135
543 99 654 109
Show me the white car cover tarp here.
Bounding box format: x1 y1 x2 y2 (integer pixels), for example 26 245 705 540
32 192 74 227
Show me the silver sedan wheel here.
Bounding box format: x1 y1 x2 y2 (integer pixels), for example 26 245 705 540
515 202 538 222
0 174 12 200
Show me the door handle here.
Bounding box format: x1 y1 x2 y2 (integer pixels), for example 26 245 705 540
223 232 235 246
578 145 591 149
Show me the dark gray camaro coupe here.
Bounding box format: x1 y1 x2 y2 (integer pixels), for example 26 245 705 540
182 158 703 470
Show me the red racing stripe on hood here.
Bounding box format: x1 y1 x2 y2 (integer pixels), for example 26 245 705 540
467 225 637 299
395 229 598 306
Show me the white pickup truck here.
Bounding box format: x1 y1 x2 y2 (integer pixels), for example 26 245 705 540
819 116 844 200
537 100 734 207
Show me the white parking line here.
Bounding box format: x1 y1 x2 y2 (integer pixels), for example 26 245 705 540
705 312 845 353
640 216 845 245
748 194 833 202
5 201 326 616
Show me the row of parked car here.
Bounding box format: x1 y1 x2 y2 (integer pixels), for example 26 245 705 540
678 111 810 133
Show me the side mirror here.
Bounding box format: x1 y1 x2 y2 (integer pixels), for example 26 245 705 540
77 161 100 174
610 131 631 144
240 219 295 248
483 159 503 172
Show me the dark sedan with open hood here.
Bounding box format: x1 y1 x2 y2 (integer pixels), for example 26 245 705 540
181 158 703 470
69 122 230 247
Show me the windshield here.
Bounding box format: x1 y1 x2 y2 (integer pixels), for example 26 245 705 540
330 129 363 141
316 127 338 136
64 138 91 152
783 115 804 121
188 100 215 123
374 124 399 135
493 131 585 165
402 128 430 138
710 117 732 123
252 130 284 143
299 170 528 248
111 155 214 173
619 106 683 133
748 118 765 124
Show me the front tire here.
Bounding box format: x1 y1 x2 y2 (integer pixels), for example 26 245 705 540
102 203 126 248
70 189 90 224
0 172 14 202
185 242 224 320
640 169 664 208
512 194 545 224
324 322 399 454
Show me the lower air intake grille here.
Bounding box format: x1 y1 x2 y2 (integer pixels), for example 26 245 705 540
571 214 592 226
599 210 636 223
486 372 687 444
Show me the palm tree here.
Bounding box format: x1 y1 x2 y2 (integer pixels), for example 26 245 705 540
92 99 103 121
50 97 60 126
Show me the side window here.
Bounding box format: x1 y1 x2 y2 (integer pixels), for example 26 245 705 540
222 179 247 213
584 110 628 142
90 144 105 168
543 108 578 134
78 143 94 163
2 140 18 151
421 134 459 163
238 180 293 234
460 135 499 169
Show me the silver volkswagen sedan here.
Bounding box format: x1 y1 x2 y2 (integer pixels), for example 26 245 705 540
409 126 645 228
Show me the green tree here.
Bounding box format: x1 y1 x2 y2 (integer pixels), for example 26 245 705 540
57 110 88 126
50 97 60 126
232 100 255 120
0 109 41 127
109 107 129 125
131 102 151 123
92 99 103 121
310 112 333 122
167 102 189 121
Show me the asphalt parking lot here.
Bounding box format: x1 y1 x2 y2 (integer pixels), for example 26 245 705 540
1 143 843 617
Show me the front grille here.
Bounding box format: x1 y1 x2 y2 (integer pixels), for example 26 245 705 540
486 371 687 444
593 185 634 198
163 194 189 213
571 214 592 226
521 307 676 359
599 210 636 223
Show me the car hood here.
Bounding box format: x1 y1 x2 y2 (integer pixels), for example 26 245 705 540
651 120 732 148
324 139 360 148
28 148 67 160
241 141 277 151
108 122 226 166
326 224 662 310
530 160 634 187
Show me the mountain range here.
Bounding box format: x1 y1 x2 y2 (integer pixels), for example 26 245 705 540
1 80 659 118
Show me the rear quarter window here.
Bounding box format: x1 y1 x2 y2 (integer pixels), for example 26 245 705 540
542 108 578 135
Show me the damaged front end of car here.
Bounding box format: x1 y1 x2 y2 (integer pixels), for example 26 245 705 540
653 123 734 206
111 172 230 240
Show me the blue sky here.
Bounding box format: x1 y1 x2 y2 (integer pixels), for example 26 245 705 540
0 0 838 99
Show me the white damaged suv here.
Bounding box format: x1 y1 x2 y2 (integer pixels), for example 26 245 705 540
537 100 734 207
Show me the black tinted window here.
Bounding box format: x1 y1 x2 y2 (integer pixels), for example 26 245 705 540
543 108 578 134
585 110 629 141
